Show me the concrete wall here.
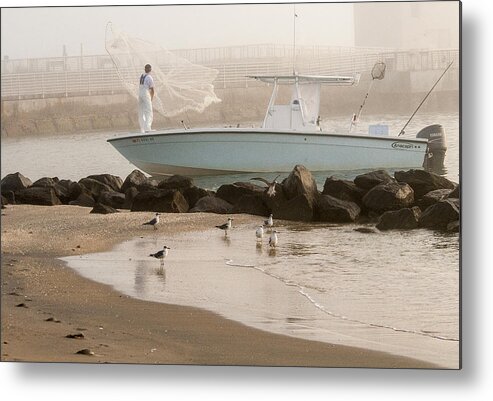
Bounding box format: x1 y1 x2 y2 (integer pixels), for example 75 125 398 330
1 70 459 138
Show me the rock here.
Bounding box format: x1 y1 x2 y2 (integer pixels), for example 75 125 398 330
354 170 394 190
131 189 189 213
282 165 319 201
121 169 149 193
78 178 113 200
261 183 287 212
90 203 119 214
274 194 314 222
14 187 62 206
233 195 270 216
189 196 233 214
1 194 8 206
123 187 139 209
65 333 85 339
69 192 95 207
45 317 61 323
182 186 210 209
419 189 453 209
86 174 123 192
15 303 28 308
98 190 126 209
447 220 460 232
448 184 460 199
322 176 366 205
315 194 361 223
158 175 194 190
394 169 456 199
353 227 379 234
376 207 422 230
419 199 460 230
216 182 265 205
32 177 71 204
75 348 94 356
68 181 84 201
362 181 414 213
1 172 32 194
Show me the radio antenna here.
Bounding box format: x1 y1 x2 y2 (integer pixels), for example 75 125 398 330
293 4 297 75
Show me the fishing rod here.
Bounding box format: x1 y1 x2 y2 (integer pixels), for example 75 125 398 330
397 61 454 137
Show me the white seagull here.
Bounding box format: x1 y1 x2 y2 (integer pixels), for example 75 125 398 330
269 230 279 248
143 213 160 230
216 218 233 236
149 245 170 264
264 214 274 228
250 175 280 197
255 225 264 242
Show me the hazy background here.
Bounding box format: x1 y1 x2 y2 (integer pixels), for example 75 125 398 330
1 1 459 60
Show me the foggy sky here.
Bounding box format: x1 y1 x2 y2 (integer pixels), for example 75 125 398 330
1 1 355 59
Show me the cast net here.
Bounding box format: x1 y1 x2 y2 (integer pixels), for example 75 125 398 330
105 22 221 117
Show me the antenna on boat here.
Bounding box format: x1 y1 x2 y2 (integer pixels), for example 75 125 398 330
397 61 454 137
349 62 386 133
292 4 297 75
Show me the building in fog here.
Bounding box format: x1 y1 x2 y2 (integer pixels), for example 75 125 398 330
353 1 460 49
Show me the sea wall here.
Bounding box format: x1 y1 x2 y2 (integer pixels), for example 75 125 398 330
1 70 459 138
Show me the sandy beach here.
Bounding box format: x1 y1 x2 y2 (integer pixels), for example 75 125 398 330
1 205 439 367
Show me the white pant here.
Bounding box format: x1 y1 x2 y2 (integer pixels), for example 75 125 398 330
138 88 153 133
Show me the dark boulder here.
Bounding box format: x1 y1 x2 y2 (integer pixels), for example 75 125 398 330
322 176 365 204
419 189 453 209
282 165 319 201
1 172 32 194
362 181 414 213
121 169 149 193
354 170 394 190
232 195 270 216
158 175 194 190
78 178 113 201
376 206 422 230
182 186 210 209
86 174 123 193
189 196 233 214
394 169 456 199
216 182 265 205
1 194 8 207
447 220 460 232
69 192 95 208
131 189 189 213
90 203 119 214
419 199 460 230
315 194 361 223
123 187 139 210
354 227 379 234
14 187 61 206
274 194 314 222
99 190 126 209
32 177 71 204
448 184 460 199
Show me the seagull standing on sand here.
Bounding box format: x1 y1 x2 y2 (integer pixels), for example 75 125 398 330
149 245 170 265
255 225 264 242
216 218 233 236
269 230 279 248
143 213 160 230
264 214 274 229
250 175 280 197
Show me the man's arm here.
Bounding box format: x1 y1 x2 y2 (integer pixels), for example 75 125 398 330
149 87 154 100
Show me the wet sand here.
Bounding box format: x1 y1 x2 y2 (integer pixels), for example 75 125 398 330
1 205 438 367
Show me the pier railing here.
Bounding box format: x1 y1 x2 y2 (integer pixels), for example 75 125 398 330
1 45 458 101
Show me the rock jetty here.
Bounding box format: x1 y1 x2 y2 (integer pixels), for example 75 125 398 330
1 165 460 232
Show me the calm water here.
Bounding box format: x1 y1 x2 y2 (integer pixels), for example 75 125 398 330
62 221 459 368
1 112 459 187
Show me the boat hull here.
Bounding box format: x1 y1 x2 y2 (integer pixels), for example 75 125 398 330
107 128 428 176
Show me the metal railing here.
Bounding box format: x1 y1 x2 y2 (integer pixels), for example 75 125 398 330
1 45 459 100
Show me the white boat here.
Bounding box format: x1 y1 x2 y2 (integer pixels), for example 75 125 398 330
108 73 444 177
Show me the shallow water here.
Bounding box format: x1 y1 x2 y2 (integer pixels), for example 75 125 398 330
61 220 459 368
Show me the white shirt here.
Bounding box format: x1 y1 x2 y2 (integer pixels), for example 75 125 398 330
139 73 155 90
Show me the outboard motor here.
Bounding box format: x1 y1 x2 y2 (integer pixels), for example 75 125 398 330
416 124 447 175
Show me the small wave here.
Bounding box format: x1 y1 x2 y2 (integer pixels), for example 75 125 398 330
225 259 459 343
